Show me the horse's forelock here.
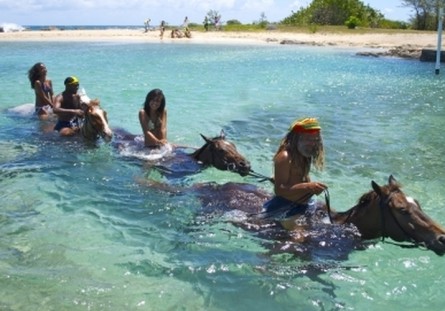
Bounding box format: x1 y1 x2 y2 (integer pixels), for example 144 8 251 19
358 181 403 207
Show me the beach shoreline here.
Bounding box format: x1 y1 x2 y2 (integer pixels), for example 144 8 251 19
0 28 441 51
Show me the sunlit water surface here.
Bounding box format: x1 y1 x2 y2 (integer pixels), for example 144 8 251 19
1 40 445 310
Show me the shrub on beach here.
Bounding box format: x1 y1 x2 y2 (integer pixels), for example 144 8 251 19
345 16 361 29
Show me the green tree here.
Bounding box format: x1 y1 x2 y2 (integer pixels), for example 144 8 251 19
401 0 444 30
258 12 268 28
281 0 383 27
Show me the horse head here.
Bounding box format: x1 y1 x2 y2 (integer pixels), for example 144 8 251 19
336 175 445 255
80 99 113 142
191 130 251 176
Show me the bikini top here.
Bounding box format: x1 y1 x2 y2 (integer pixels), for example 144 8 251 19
41 81 52 94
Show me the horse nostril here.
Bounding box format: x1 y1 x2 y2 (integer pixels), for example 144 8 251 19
438 235 445 245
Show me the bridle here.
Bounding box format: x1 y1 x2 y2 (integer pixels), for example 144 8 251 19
326 189 422 249
195 140 247 173
377 192 421 248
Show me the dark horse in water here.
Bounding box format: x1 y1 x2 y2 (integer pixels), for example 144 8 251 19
114 129 251 178
145 175 445 257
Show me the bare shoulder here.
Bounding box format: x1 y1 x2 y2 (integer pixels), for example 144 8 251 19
274 149 290 164
138 109 147 117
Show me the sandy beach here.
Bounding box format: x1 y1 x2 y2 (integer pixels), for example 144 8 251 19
0 28 441 51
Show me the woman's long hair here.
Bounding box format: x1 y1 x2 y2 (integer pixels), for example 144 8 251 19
143 88 166 118
28 62 45 89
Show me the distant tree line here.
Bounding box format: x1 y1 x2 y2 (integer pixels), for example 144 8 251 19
196 0 445 32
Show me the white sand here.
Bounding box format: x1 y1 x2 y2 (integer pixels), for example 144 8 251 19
0 28 441 50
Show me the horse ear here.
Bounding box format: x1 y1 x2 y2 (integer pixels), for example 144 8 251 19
371 180 383 196
388 175 397 185
219 129 226 139
200 134 211 143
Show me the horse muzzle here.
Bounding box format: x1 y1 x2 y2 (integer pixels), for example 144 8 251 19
428 234 445 256
100 128 113 142
235 160 251 177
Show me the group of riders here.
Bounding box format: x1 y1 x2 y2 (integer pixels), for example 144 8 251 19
28 61 327 220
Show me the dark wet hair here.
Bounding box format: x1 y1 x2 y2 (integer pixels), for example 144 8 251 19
28 62 45 89
143 88 166 116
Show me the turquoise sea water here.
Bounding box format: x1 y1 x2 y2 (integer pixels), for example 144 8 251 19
1 38 445 310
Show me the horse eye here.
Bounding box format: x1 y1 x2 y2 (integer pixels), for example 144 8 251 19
399 208 410 215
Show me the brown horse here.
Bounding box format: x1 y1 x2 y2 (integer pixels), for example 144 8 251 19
189 132 250 176
114 129 251 177
262 175 445 256
80 99 113 142
151 175 445 256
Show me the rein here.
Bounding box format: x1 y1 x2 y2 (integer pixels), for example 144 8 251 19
246 169 274 183
324 189 333 224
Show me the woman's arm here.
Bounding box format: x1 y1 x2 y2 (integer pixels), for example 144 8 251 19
139 109 164 147
158 110 167 144
273 151 326 202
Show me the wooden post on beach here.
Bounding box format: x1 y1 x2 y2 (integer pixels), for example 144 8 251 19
435 7 443 75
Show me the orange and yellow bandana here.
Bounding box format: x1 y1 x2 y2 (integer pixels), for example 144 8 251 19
289 117 321 134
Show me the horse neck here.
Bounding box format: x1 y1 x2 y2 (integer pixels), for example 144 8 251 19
191 144 211 164
333 199 384 240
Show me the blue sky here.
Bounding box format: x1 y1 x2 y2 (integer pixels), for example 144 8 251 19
0 0 413 26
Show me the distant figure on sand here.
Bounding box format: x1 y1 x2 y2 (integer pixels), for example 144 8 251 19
182 16 189 29
160 20 165 39
203 16 209 31
144 18 151 32
138 88 167 148
28 62 54 120
53 76 85 136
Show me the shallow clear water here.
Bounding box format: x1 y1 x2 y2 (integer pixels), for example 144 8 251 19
1 40 445 310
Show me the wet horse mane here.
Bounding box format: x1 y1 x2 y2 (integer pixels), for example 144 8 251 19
190 134 224 160
333 179 403 226
355 179 401 209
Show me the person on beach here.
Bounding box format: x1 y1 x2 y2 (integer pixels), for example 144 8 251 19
52 76 85 136
203 16 209 31
144 18 151 32
182 16 189 29
138 88 167 148
262 117 327 219
160 20 165 39
28 62 54 120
